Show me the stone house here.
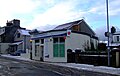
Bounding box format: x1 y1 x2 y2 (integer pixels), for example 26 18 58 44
9 29 31 58
0 19 28 54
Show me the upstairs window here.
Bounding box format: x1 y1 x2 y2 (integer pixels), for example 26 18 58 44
17 33 20 38
72 25 80 31
116 36 119 42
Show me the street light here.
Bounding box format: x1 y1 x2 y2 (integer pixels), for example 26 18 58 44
106 0 110 66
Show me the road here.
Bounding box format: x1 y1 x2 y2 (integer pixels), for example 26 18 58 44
0 57 62 76
0 57 119 76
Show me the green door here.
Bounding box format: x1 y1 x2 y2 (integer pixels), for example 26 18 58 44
53 44 58 57
53 43 65 57
59 43 65 57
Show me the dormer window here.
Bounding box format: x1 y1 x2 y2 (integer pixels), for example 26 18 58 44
17 33 20 38
72 25 80 31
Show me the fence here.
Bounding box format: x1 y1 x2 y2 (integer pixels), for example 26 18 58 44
67 51 120 67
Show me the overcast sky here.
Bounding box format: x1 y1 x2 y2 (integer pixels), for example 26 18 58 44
0 0 120 32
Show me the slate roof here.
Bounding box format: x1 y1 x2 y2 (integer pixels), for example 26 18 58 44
18 29 30 36
53 20 82 30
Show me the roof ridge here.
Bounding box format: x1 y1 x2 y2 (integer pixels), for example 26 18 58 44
54 19 82 30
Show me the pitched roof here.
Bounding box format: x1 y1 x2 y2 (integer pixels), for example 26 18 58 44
18 29 30 36
53 20 82 30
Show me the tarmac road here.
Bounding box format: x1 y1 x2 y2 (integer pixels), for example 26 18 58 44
0 57 62 76
0 56 119 76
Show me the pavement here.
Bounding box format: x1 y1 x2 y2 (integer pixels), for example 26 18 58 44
1 54 120 76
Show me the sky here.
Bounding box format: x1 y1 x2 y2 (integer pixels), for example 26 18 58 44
0 0 120 40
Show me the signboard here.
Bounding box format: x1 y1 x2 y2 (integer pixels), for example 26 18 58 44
67 30 71 36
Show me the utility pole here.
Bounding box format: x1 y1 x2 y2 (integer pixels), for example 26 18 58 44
106 0 110 66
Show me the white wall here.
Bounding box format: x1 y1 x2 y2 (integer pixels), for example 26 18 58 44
66 32 91 52
91 38 98 49
113 35 120 42
21 49 30 59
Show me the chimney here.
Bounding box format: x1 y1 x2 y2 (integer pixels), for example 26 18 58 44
13 19 20 27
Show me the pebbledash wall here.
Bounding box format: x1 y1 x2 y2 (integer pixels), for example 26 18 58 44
31 30 98 62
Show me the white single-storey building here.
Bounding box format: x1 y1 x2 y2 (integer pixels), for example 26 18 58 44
110 31 120 47
31 19 98 62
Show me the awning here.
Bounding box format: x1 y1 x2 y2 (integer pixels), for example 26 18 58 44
9 41 23 46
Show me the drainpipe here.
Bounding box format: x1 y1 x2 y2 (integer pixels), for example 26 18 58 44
23 35 26 52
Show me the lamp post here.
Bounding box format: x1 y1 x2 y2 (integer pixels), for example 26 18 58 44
106 0 110 66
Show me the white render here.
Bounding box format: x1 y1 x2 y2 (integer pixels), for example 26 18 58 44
113 35 120 42
91 38 98 49
66 32 91 52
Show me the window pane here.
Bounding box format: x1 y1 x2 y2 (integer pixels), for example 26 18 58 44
72 25 80 31
116 36 119 42
60 37 65 43
35 39 39 43
41 39 44 44
53 38 58 43
17 33 20 38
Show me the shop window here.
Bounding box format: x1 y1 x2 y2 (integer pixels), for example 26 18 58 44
60 37 65 43
116 36 119 42
35 39 39 43
41 39 44 44
53 38 58 43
